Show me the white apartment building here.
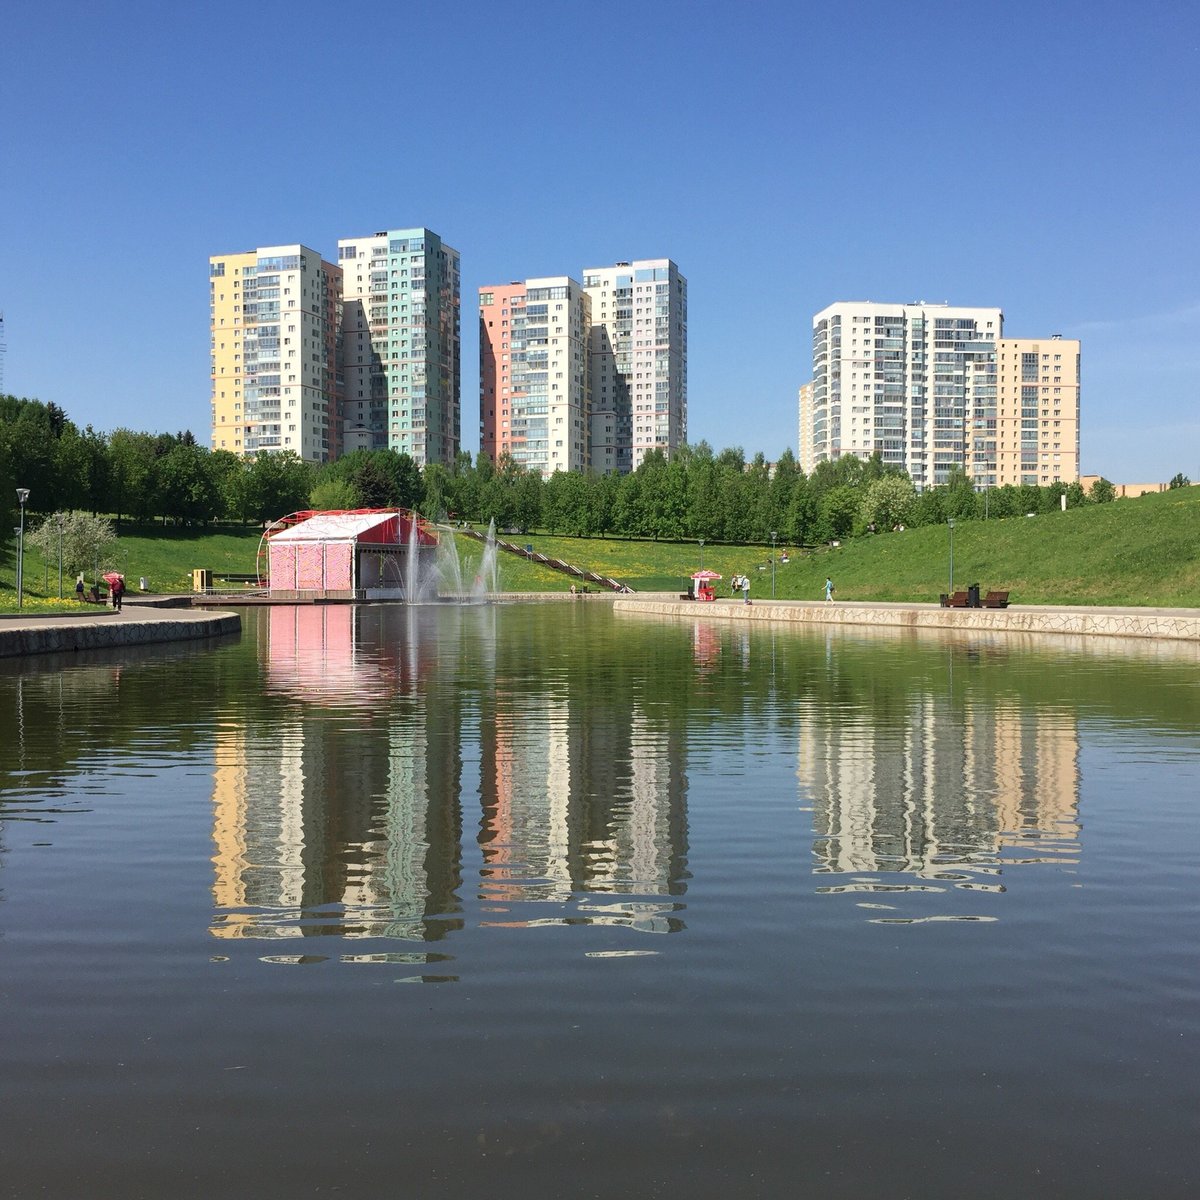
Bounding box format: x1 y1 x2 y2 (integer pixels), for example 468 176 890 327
337 227 461 467
583 259 687 474
811 302 1003 488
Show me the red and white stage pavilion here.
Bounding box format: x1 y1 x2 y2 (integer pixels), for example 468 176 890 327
264 508 437 601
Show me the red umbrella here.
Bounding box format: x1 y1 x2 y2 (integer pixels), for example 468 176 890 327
102 572 124 587
690 570 722 581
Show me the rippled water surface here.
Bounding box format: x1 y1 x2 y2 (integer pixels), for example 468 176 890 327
1 604 1198 1198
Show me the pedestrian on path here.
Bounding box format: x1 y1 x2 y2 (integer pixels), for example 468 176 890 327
75 573 85 601
111 576 125 612
825 577 835 603
742 574 751 605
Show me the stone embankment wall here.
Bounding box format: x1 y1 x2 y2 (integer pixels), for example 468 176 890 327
613 599 1200 642
0 612 241 659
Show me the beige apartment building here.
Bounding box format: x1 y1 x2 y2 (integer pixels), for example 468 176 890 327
210 245 342 463
797 381 815 473
980 336 1080 487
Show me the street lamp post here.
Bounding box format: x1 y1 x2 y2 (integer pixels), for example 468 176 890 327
698 538 704 574
15 488 30 610
57 513 64 599
770 530 777 598
947 518 956 595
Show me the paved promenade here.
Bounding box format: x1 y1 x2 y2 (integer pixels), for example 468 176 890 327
614 595 1200 643
0 598 241 659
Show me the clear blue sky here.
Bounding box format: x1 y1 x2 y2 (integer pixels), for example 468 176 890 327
2 0 1197 481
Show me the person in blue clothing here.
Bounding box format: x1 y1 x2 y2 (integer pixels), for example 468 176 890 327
824 577 835 603
741 574 751 604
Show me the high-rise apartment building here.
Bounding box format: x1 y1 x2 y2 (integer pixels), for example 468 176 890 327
797 381 815 473
981 336 1080 487
479 277 591 476
811 302 1003 489
337 228 461 467
583 259 687 474
209 245 341 463
808 302 1081 489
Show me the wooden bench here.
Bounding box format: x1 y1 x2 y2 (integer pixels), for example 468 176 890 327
984 590 1010 608
946 590 969 608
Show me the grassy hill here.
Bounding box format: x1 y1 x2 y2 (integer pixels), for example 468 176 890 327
501 486 1200 607
2 487 1198 611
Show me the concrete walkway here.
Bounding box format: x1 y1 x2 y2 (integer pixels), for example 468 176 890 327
615 595 1200 643
0 598 241 658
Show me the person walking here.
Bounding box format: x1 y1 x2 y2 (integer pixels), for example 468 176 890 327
75 573 85 602
824 577 835 603
742 574 751 605
111 576 125 612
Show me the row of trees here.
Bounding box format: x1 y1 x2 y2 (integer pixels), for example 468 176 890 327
2 393 1150 554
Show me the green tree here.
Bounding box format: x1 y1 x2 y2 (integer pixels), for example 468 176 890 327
1063 481 1087 508
1089 477 1116 504
158 443 221 525
543 469 589 536
1169 472 1190 489
942 467 978 520
247 451 313 523
108 429 160 525
784 476 817 545
815 485 858 541
512 470 542 533
587 471 618 536
310 476 359 511
348 455 394 508
613 472 643 536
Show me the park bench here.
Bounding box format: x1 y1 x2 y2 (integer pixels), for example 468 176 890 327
946 590 969 608
983 590 1010 608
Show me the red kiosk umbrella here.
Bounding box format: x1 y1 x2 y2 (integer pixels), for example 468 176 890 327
690 570 723 581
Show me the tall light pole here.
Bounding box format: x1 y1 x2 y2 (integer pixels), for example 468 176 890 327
947 517 955 595
15 487 30 610
698 537 704 573
770 530 777 598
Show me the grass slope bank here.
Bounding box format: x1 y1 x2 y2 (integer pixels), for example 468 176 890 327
2 488 1197 610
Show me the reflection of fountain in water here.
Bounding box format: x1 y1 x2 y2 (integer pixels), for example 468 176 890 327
404 515 499 604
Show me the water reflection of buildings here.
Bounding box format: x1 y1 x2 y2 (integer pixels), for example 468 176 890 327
799 690 1081 879
211 606 690 945
211 605 463 942
478 692 689 932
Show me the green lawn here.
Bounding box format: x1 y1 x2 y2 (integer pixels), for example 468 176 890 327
2 489 1198 611
502 487 1200 607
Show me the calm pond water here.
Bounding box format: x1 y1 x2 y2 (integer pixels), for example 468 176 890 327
1 603 1198 1198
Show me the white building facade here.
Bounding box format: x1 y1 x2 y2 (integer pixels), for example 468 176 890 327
583 259 687 474
811 302 1003 489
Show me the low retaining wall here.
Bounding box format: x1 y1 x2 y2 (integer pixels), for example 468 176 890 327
613 599 1200 642
0 611 241 659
